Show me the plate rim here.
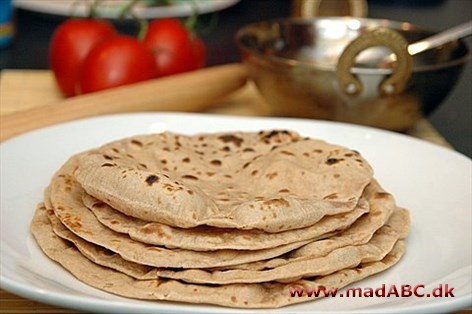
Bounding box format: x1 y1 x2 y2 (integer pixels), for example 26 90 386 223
1 112 471 162
1 112 471 313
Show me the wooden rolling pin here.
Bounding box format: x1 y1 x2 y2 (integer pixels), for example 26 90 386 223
0 63 248 142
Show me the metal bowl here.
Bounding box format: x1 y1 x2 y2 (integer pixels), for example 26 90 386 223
235 18 470 130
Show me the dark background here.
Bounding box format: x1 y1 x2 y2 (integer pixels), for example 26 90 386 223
1 0 471 157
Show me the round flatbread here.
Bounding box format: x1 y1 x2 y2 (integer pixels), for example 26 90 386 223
48 204 409 284
46 154 313 268
75 131 373 232
31 205 406 309
83 192 368 251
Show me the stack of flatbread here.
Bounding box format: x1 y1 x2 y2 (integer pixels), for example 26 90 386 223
31 130 410 308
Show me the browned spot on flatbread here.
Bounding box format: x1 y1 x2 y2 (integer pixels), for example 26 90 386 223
174 136 182 147
182 175 198 180
141 224 170 239
210 160 222 166
280 150 295 156
266 172 278 180
326 158 344 165
163 183 179 192
263 198 289 207
64 216 82 231
130 139 143 147
145 175 159 186
217 134 244 147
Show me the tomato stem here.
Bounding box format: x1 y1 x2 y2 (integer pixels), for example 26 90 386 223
115 0 148 41
137 18 149 41
118 0 139 19
184 1 198 32
89 0 103 18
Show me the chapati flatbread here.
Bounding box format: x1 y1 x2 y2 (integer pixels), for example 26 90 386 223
46 155 315 268
29 128 411 309
155 208 408 284
75 131 373 232
48 204 409 284
31 204 406 308
226 180 397 271
83 192 369 251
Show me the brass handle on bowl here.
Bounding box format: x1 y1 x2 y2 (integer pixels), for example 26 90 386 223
336 27 413 96
294 0 367 18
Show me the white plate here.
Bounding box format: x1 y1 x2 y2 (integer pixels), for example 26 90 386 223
1 113 471 313
13 0 239 18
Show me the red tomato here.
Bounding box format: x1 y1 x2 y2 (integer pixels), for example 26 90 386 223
49 19 116 97
143 18 205 77
78 36 158 94
190 37 206 69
